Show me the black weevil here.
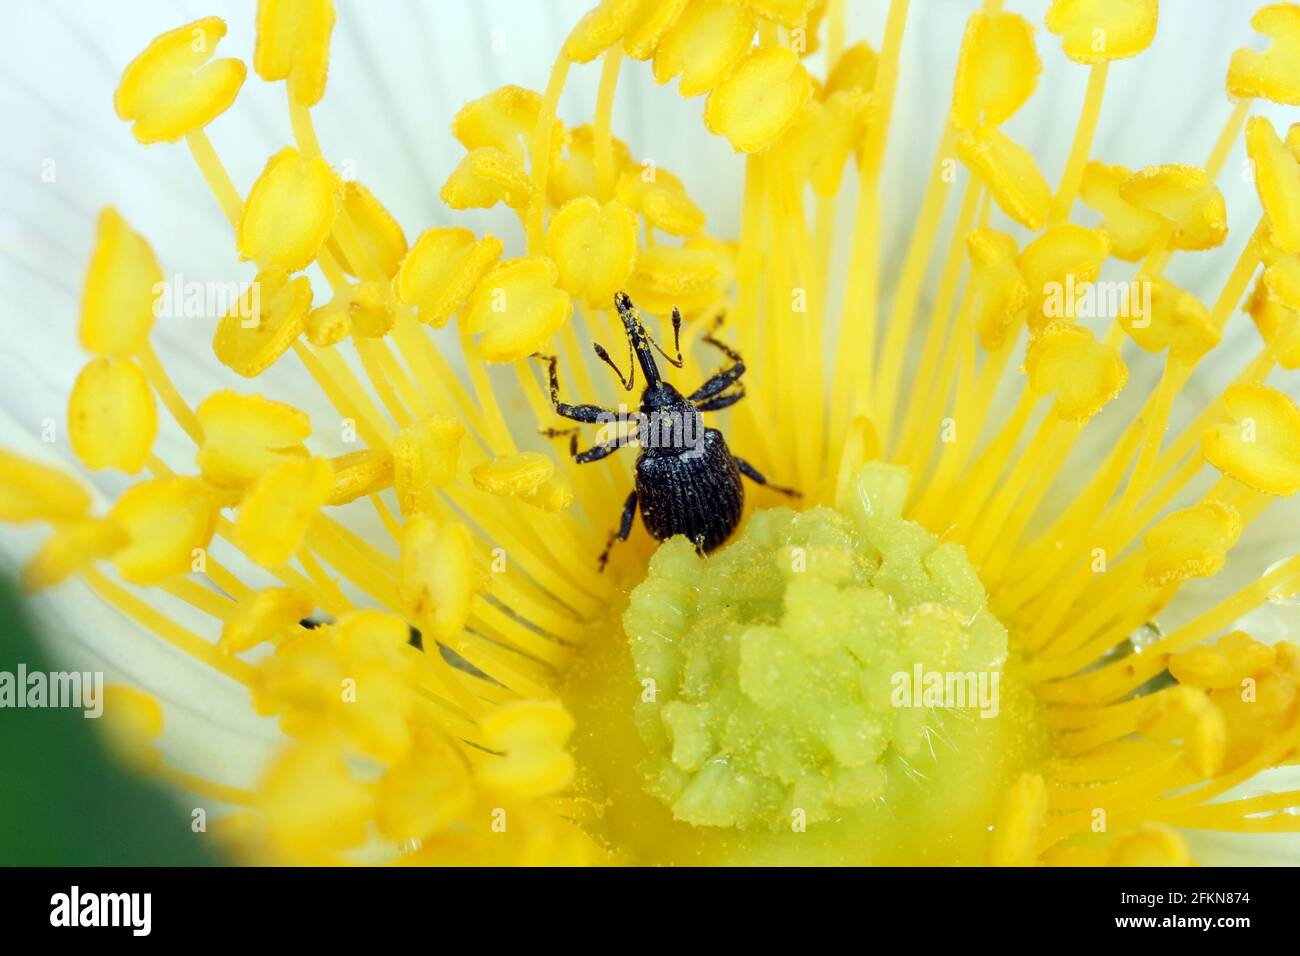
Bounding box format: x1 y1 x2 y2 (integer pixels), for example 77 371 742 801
535 291 798 569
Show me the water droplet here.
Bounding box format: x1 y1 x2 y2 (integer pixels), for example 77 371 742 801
1265 558 1300 606
1128 621 1162 654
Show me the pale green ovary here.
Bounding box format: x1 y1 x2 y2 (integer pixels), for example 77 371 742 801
624 463 1008 830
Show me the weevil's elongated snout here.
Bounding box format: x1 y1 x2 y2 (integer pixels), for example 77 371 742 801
614 291 663 388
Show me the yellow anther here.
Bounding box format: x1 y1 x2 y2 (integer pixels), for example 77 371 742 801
566 0 638 63
1017 223 1111 331
323 181 408 279
1211 642 1300 769
347 280 395 338
99 685 165 772
258 735 373 854
80 208 163 358
109 477 218 585
705 46 811 153
453 85 561 169
741 0 817 29
334 647 414 764
304 301 351 346
441 147 534 210
1171 631 1275 691
114 16 246 143
654 0 757 98
1264 254 1300 312
472 452 556 497
1143 499 1242 588
462 257 572 363
67 357 157 474
237 146 341 272
624 0 690 60
1247 118 1300 256
195 390 311 489
550 124 635 205
523 475 576 513
1078 161 1166 261
252 628 342 725
0 451 92 524
334 608 418 677
235 455 333 565
1119 164 1227 251
220 587 315 654
987 772 1047 866
1136 686 1225 778
1245 273 1300 369
1201 383 1300 495
22 519 127 592
400 516 479 640
377 734 474 843
796 1 827 58
1106 825 1191 867
1228 3 1300 105
824 41 878 98
951 10 1041 131
780 94 870 196
966 228 1028 349
547 197 640 307
327 449 394 505
1121 276 1220 361
1269 247 1300 304
395 227 502 328
393 415 465 515
310 281 394 340
1252 226 1294 269
616 166 705 236
213 266 312 377
476 700 576 798
625 239 726 315
957 125 1052 230
1045 0 1158 63
1024 322 1127 423
254 0 335 106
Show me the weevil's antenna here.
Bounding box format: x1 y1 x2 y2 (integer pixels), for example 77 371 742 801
614 291 665 388
647 307 684 369
593 340 635 390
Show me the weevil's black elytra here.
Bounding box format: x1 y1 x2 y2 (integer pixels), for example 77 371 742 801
535 292 799 570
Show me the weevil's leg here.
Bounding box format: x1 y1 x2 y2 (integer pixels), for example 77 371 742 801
575 438 626 464
533 353 619 423
734 455 801 497
702 314 743 363
543 426 628 464
695 386 746 413
690 318 747 403
692 533 707 558
598 490 639 571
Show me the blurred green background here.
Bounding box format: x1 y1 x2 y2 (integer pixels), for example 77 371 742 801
0 576 221 865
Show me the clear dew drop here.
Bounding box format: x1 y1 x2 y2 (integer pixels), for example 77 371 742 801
1265 558 1300 607
1127 621 1163 654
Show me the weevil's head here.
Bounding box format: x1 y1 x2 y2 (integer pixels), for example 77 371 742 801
615 291 666 390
